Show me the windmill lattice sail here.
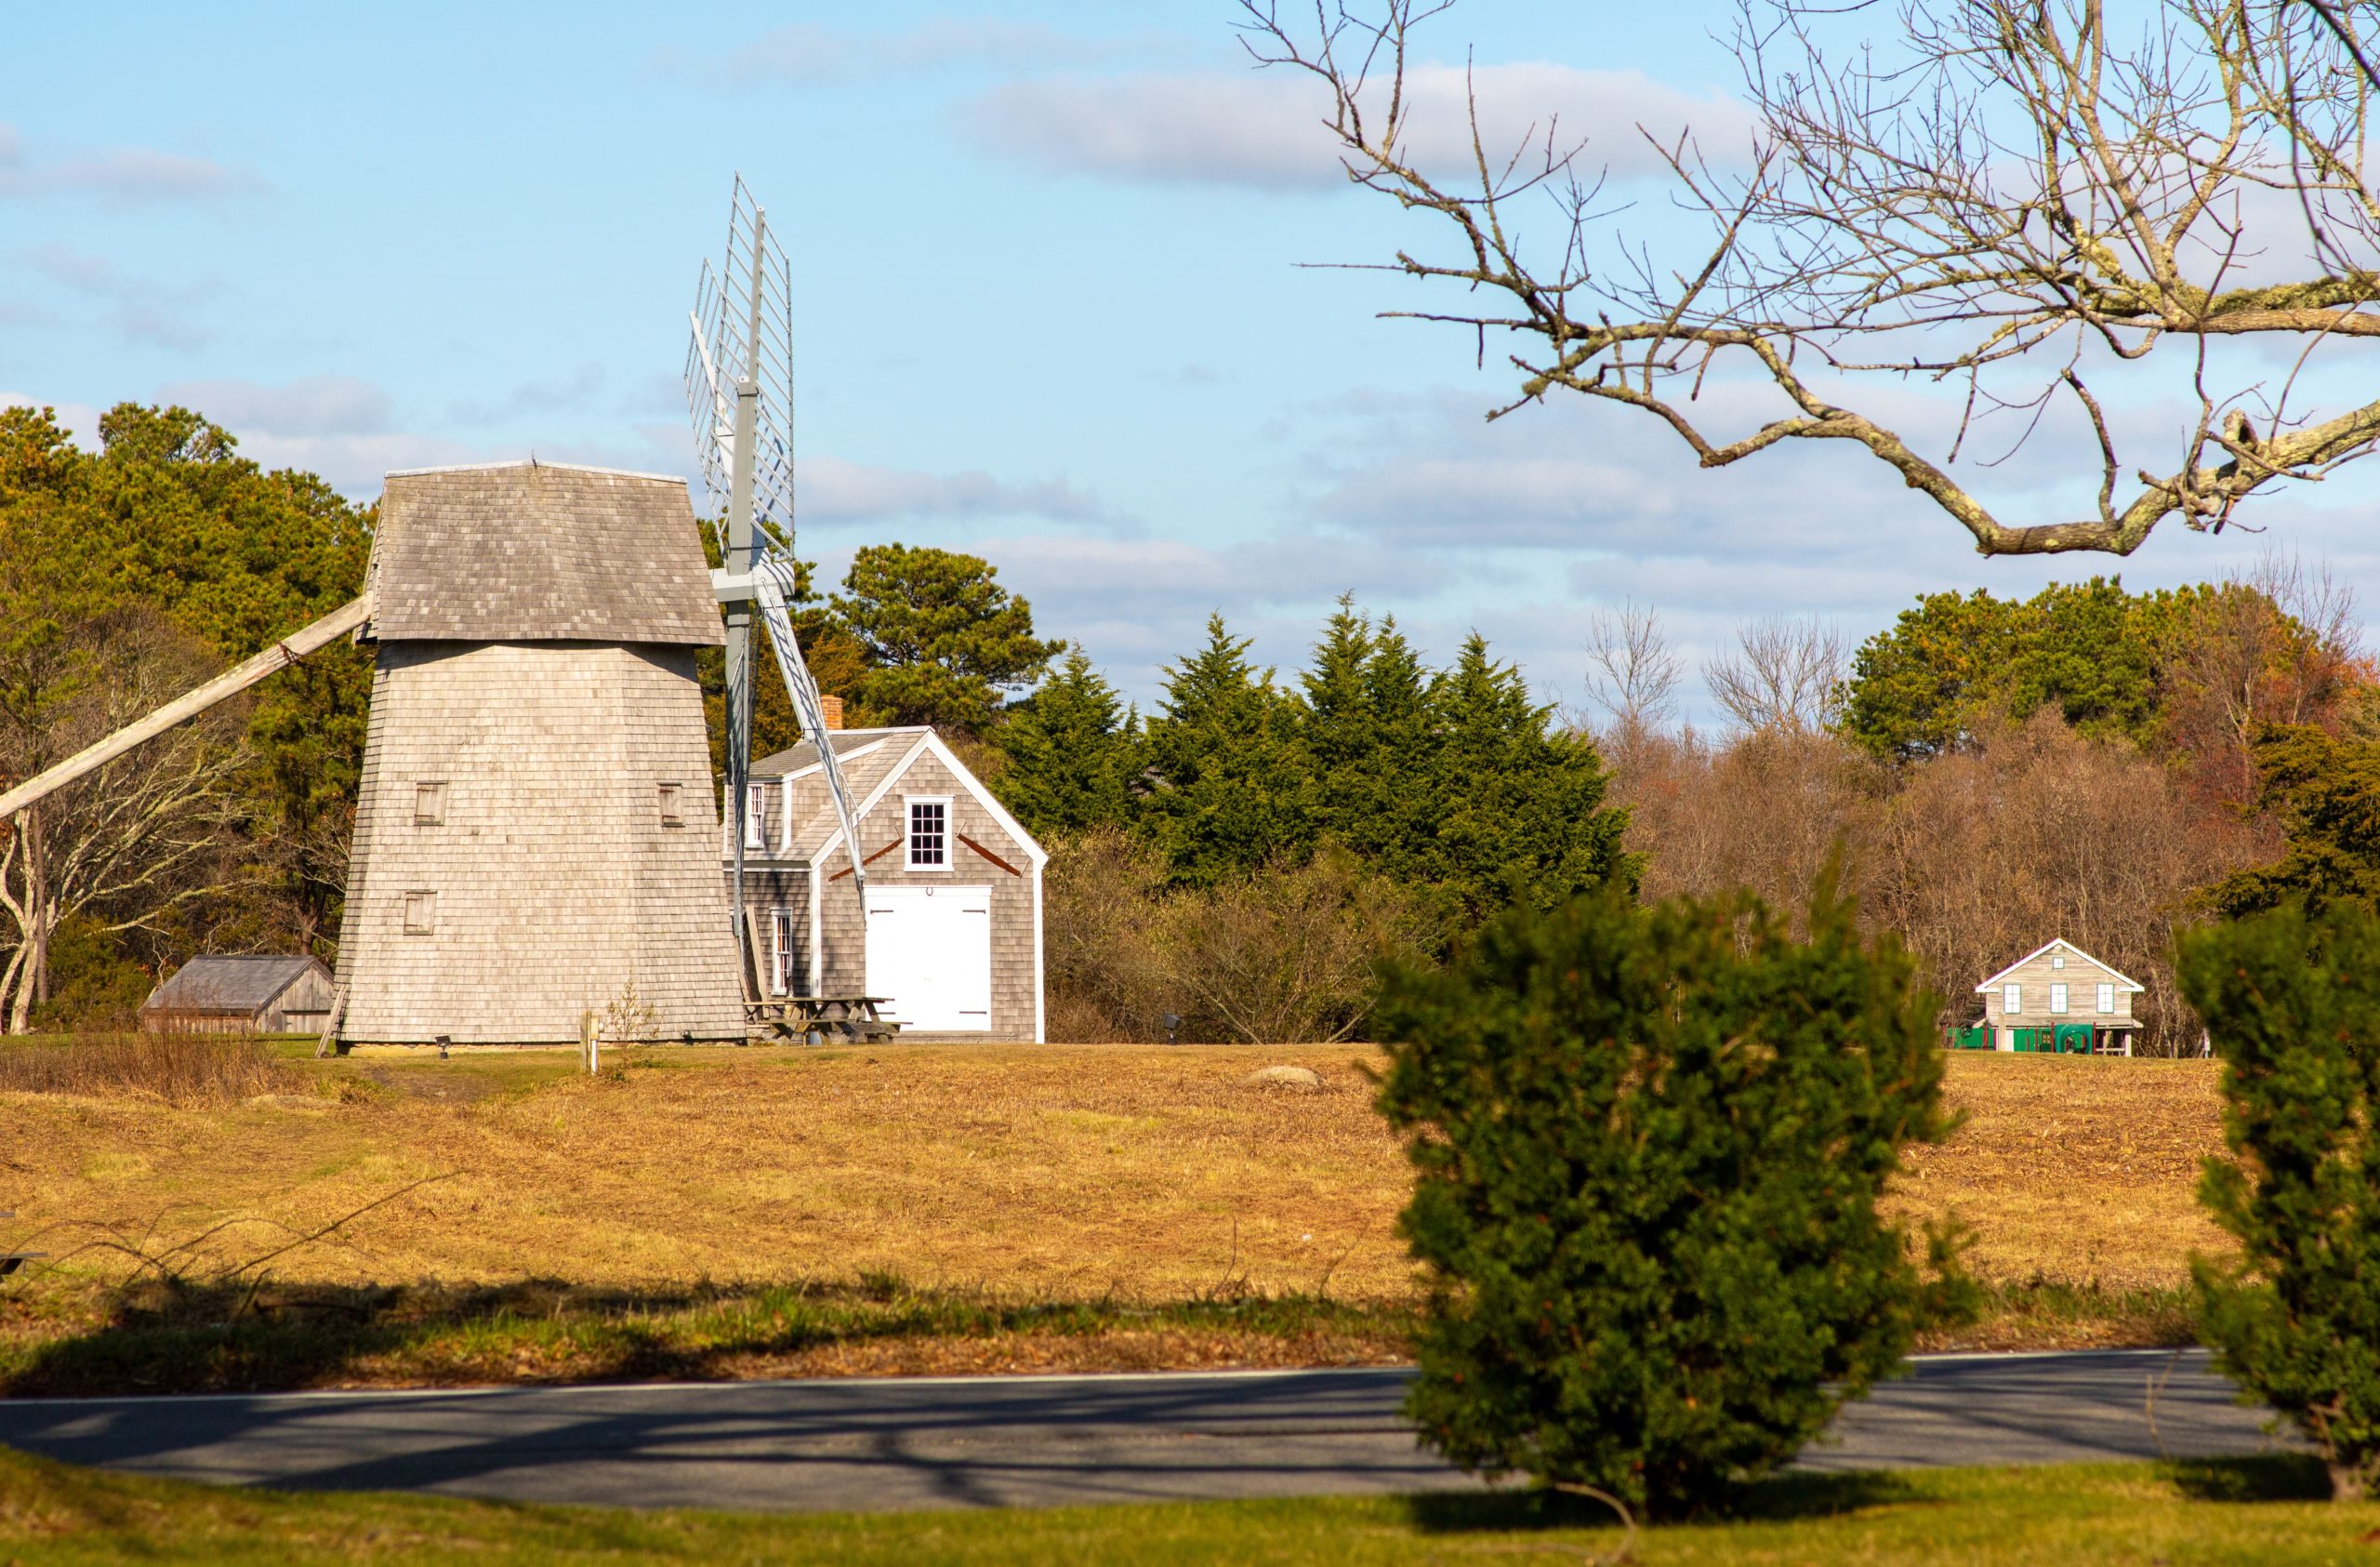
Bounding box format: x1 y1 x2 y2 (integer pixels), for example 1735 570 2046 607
686 176 867 1003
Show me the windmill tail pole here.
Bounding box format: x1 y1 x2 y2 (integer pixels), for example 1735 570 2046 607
0 591 375 824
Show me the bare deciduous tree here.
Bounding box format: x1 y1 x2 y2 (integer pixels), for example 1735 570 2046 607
0 609 248 1033
1582 600 1685 751
1243 0 2380 556
1704 616 1848 732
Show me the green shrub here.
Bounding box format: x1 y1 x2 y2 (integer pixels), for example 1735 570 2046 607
2178 905 2380 1502
1374 882 1970 1518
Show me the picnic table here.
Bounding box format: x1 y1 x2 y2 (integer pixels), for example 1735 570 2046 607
746 996 902 1044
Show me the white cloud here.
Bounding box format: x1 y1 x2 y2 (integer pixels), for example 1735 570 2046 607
15 243 223 351
801 454 1117 526
157 376 393 439
961 63 1753 190
0 122 256 203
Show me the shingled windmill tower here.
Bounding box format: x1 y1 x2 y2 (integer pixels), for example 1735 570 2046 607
328 461 745 1045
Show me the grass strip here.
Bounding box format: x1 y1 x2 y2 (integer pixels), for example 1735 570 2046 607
1 1446 2373 1564
0 1274 2200 1399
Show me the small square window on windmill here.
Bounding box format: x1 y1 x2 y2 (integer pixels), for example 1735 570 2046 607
686 175 871 990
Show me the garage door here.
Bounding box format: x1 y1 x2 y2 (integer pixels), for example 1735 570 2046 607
865 885 992 1032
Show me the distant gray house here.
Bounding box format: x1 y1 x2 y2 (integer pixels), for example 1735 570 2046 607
331 461 746 1047
730 720 1047 1042
141 955 336 1035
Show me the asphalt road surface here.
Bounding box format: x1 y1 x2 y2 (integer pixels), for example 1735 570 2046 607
0 1350 2285 1514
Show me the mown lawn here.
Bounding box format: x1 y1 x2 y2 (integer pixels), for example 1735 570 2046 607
0 1042 2226 1390
2 1446 2373 1565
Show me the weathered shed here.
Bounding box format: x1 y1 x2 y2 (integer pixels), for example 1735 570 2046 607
729 722 1047 1042
331 461 745 1046
141 955 336 1035
1964 937 2144 1056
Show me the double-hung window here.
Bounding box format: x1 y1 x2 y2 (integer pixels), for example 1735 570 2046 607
2050 982 2069 1015
2096 982 2115 1015
2003 982 2021 1016
769 908 798 996
744 782 768 850
906 798 950 870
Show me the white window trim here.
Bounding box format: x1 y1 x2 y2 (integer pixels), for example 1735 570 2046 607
2096 982 2115 1015
906 794 954 872
2003 982 2020 1015
744 782 768 850
768 906 793 996
2050 982 2069 1015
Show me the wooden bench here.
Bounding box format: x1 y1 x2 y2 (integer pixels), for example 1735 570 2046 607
747 996 903 1044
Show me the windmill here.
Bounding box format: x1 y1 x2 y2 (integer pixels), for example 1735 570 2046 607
687 176 866 996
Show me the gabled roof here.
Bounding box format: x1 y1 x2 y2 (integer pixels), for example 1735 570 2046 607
746 726 1048 870
365 462 723 646
143 955 330 1016
1975 938 2144 993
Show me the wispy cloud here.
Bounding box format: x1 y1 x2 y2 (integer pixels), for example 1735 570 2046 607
802 454 1119 527
0 121 258 204
960 63 1753 190
16 243 222 351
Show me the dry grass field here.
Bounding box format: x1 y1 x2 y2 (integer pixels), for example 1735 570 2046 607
0 1042 2230 1387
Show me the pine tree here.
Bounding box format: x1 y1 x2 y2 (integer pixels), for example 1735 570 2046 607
1140 614 1316 883
992 645 1140 838
1376 880 1970 1517
2179 904 2380 1502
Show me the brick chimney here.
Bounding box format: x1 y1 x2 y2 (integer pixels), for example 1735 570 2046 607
819 694 845 731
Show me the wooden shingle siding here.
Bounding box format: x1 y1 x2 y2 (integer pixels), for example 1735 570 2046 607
369 465 723 647
732 731 1046 1043
1980 946 2137 1028
337 640 744 1044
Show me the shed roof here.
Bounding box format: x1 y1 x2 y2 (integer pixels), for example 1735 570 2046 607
143 955 331 1016
1975 938 2145 993
366 462 722 646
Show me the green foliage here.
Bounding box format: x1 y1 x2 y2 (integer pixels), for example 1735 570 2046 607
1374 882 1971 1518
2178 905 2380 1501
830 543 1064 735
0 402 373 962
2210 725 2380 917
1840 580 2165 760
991 646 1141 836
1139 616 1319 884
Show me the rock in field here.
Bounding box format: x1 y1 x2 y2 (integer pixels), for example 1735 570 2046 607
1242 1065 1323 1092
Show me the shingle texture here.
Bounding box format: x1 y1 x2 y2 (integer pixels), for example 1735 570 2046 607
336 642 746 1044
144 956 331 1016
729 729 1046 1042
368 463 722 646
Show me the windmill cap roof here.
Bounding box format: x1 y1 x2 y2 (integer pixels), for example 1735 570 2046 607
366 462 722 646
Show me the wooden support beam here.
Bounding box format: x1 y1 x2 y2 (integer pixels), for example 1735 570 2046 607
0 591 375 824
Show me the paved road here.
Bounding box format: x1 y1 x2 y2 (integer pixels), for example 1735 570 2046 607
0 1350 2283 1514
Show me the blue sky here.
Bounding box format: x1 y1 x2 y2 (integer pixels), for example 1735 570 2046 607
6 2 2375 725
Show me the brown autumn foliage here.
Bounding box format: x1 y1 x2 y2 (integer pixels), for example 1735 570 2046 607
1613 711 2270 1055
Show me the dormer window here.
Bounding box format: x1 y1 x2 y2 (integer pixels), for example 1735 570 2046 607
907 798 949 870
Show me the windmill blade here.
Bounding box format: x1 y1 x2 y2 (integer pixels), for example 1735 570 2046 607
751 559 866 902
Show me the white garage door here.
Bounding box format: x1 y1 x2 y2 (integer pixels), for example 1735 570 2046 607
865 885 992 1032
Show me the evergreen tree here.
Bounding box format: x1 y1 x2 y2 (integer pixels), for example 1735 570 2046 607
1376 880 1970 1517
1300 599 1437 874
992 645 1141 837
830 543 1064 736
1423 634 1635 919
1140 614 1316 883
2209 724 2380 917
2179 904 2380 1501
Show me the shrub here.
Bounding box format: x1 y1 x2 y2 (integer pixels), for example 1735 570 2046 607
2178 905 2380 1502
0 1032 300 1106
1374 881 1970 1518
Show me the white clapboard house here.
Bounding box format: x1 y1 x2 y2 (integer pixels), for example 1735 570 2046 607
726 708 1047 1042
1967 938 2144 1056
